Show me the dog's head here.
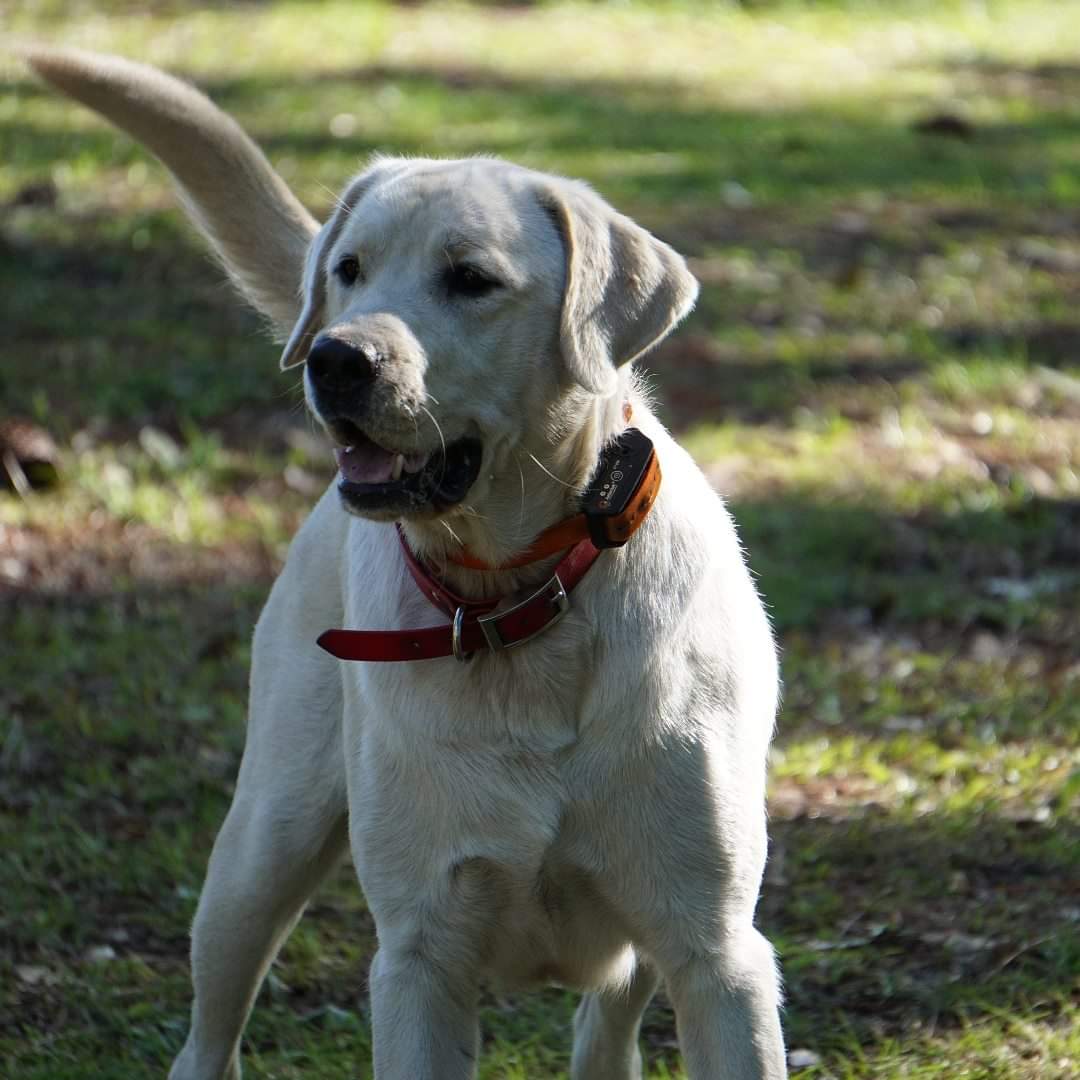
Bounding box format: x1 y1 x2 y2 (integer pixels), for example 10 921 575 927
280 157 698 523
21 50 695 542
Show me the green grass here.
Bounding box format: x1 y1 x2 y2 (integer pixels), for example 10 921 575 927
2 2 1079 1077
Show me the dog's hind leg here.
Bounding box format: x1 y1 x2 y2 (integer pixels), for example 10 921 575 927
570 958 659 1080
170 491 351 1080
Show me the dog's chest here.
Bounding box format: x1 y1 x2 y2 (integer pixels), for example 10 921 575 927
347 725 630 990
348 647 590 851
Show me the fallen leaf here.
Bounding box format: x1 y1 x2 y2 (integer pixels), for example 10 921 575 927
16 965 57 986
789 1048 822 1068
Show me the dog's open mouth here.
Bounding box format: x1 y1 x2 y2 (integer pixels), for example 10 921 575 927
330 424 482 516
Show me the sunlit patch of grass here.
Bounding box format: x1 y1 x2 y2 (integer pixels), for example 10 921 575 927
810 1005 1080 1080
1 437 316 551
929 357 1036 406
771 731 1075 818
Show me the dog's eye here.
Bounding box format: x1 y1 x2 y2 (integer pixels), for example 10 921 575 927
443 264 499 299
334 256 362 287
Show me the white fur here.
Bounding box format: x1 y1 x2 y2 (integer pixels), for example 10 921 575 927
25 46 787 1080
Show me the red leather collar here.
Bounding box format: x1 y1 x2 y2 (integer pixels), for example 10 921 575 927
317 527 601 663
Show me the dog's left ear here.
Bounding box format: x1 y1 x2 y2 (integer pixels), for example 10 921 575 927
280 160 405 370
279 214 345 371
538 181 699 395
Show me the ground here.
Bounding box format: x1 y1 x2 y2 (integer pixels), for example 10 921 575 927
1 2 1078 1078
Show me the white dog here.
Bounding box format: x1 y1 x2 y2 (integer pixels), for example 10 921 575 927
24 47 787 1080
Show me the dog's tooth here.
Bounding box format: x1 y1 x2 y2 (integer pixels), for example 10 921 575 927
391 454 404 481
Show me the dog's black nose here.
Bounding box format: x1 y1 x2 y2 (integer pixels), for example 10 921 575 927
306 337 378 395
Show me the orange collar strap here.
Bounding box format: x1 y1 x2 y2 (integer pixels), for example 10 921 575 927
445 515 593 571
446 426 661 572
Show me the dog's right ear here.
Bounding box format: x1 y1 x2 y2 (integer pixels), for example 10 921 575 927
537 179 698 396
20 46 318 336
279 163 400 370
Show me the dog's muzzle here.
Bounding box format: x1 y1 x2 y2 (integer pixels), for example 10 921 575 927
303 335 484 517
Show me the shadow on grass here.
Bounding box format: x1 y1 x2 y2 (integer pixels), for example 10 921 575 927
0 218 288 434
945 54 1080 106
9 53 1080 439
10 52 1080 208
758 808 1079 1055
208 60 1080 204
732 491 1080 635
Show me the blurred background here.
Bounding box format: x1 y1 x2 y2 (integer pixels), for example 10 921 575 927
2 2 1078 1077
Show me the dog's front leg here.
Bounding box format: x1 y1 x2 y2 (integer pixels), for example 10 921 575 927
169 790 347 1080
570 958 659 1080
664 930 787 1080
368 945 480 1080
171 489 352 1080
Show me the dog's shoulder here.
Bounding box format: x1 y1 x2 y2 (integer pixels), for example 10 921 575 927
578 413 778 725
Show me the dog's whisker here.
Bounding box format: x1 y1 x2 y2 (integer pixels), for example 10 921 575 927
315 178 352 216
275 376 306 402
440 520 463 548
419 404 449 486
526 452 578 491
419 405 446 455
516 459 527 541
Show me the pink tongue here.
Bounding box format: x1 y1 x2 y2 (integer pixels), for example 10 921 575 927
335 443 396 485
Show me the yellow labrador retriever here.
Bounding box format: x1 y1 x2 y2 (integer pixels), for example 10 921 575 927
24 47 787 1080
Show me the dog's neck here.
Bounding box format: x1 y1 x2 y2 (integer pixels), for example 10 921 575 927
400 373 635 597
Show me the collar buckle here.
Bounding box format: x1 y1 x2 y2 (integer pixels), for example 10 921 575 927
451 606 473 663
477 573 569 652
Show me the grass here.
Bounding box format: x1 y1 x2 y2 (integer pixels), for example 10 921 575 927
2 1 1079 1077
